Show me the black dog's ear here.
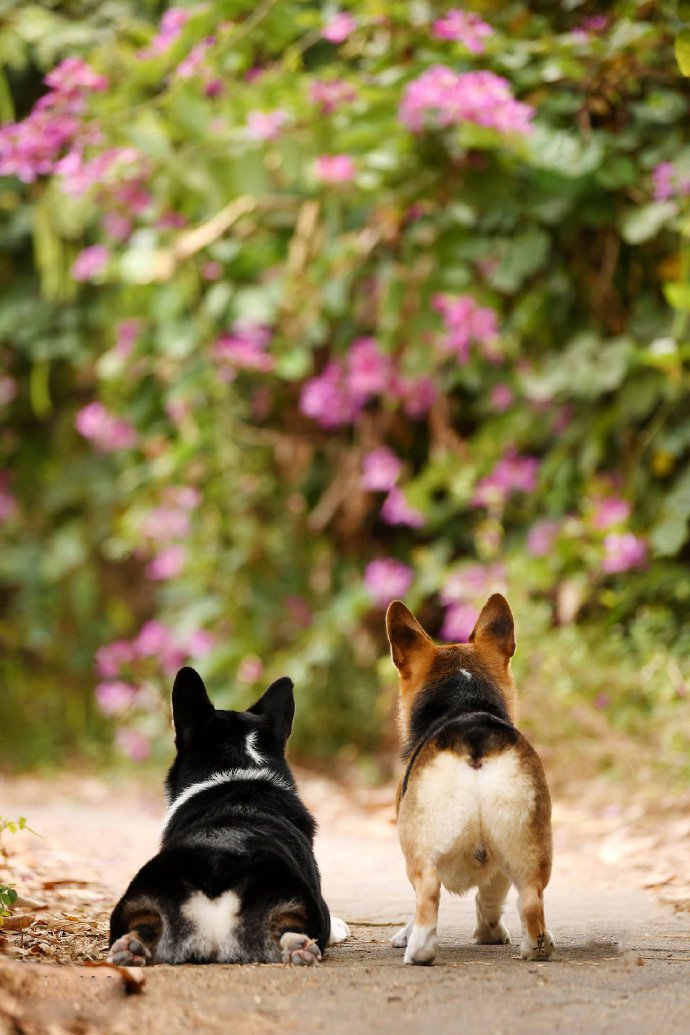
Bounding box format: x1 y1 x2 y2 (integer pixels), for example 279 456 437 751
248 677 295 744
171 667 214 737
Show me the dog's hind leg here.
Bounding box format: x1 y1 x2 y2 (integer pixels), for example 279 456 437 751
109 910 163 967
474 870 511 945
516 883 554 961
403 861 441 966
391 919 412 948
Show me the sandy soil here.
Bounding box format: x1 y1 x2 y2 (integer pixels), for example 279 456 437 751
1 771 689 1035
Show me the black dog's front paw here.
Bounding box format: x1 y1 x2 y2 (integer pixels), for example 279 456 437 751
109 934 152 967
279 932 321 966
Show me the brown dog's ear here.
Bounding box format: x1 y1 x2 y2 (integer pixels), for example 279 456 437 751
386 600 432 674
469 594 515 661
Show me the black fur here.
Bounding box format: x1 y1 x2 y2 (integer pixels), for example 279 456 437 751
401 670 518 798
109 668 331 964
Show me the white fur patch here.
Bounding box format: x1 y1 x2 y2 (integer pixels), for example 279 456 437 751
459 668 472 680
245 730 265 765
164 768 290 828
329 915 350 944
181 890 240 958
404 924 437 965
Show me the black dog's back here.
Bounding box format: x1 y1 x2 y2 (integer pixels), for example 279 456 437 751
109 669 332 965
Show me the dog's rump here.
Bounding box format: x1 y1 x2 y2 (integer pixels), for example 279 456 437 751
109 837 331 964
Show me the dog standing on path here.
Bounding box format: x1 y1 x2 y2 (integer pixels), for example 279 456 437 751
386 594 554 965
109 667 349 966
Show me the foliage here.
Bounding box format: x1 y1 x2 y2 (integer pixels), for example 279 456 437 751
1 1 689 773
0 816 32 925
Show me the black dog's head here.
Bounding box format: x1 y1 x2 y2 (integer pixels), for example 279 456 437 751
165 666 295 799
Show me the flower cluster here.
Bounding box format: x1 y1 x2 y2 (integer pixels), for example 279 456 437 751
314 154 356 183
75 401 136 451
175 36 215 80
440 562 507 641
138 487 199 582
472 449 539 508
139 7 189 58
246 110 289 141
399 66 534 136
309 79 357 115
364 558 413 607
602 533 647 574
652 162 690 201
72 245 109 282
360 447 402 491
0 58 107 183
299 337 437 429
433 293 499 363
213 322 274 380
431 10 493 52
322 12 357 44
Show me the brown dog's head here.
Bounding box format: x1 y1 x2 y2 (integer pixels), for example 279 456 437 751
385 594 518 739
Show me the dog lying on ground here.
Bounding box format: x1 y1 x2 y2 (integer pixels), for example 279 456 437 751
386 593 554 965
108 667 349 966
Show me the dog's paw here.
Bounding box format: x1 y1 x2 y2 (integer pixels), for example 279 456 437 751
329 915 350 944
280 932 322 966
474 919 511 945
520 930 555 961
391 922 411 949
108 934 151 967
403 925 437 966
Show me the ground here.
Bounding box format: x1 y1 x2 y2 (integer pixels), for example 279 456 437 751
1 771 689 1035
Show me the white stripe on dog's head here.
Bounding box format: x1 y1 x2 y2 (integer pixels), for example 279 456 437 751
245 730 265 765
163 768 289 830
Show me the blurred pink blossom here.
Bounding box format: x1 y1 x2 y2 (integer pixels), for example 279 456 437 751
431 10 493 52
213 322 274 379
527 519 559 557
592 497 630 530
95 680 138 716
246 109 288 140
440 602 477 642
299 361 363 428
433 293 499 363
0 477 17 522
202 261 223 280
140 8 189 58
602 533 647 574
651 161 690 201
95 640 136 678
165 487 200 510
346 337 392 395
322 12 357 43
140 506 191 540
72 244 109 282
175 37 215 79
396 375 438 418
146 545 187 580
490 384 514 412
472 449 539 508
440 563 506 606
314 154 356 182
115 727 151 762
44 58 108 94
400 66 534 136
361 447 403 491
103 212 132 241
237 656 264 683
380 487 424 528
0 377 17 407
75 402 137 452
286 595 313 628
309 79 357 114
364 558 413 607
185 629 215 656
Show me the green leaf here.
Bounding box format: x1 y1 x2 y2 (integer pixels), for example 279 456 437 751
675 28 690 75
651 467 690 555
621 202 676 244
664 282 690 311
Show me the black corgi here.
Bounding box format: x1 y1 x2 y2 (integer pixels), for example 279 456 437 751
108 667 349 966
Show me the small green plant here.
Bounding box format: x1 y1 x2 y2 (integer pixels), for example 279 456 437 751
0 815 35 927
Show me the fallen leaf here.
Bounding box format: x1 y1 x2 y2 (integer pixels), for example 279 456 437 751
1 914 36 931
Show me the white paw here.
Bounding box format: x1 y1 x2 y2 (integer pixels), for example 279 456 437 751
391 922 411 949
329 915 350 944
280 932 322 966
108 934 151 967
520 930 555 961
474 919 511 945
403 925 437 966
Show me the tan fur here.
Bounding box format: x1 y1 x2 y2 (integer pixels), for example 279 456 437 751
386 595 554 964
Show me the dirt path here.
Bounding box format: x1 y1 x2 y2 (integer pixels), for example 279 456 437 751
1 772 689 1034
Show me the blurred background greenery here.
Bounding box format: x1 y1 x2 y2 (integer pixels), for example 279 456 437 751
0 0 689 786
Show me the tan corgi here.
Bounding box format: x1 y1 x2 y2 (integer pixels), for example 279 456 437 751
385 594 554 965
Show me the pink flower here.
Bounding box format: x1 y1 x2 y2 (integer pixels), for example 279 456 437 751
0 377 17 407
205 79 224 98
299 361 362 428
472 450 539 508
490 384 514 412
361 447 403 491
202 261 223 280
440 563 506 606
184 629 215 656
140 506 191 540
246 109 288 140
380 487 425 528
146 545 186 580
527 519 559 557
440 602 477 642
165 487 200 510
157 211 187 229
433 293 498 363
71 244 109 282
346 337 392 395
400 66 534 136
592 497 630 530
115 727 150 762
75 402 137 452
314 154 356 183
95 640 136 678
237 656 264 683
134 620 186 675
309 79 357 114
651 162 690 201
95 680 138 716
602 533 647 574
44 58 108 95
140 7 189 58
213 322 274 379
364 558 413 607
395 375 438 418
113 319 141 358
103 212 132 241
431 10 493 53
322 12 357 44
175 37 215 79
